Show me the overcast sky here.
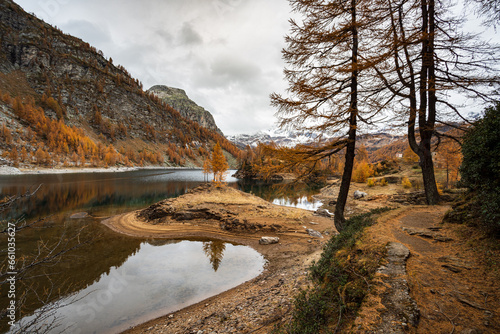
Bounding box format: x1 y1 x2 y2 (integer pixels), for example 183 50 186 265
16 0 294 136
14 1 497 137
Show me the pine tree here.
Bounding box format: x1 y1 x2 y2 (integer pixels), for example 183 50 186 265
9 147 19 166
403 145 419 163
35 147 43 165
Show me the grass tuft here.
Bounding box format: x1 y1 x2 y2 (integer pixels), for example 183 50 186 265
278 207 391 333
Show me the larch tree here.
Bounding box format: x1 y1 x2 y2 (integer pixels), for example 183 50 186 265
370 0 499 204
435 139 461 188
270 0 386 231
210 142 229 184
202 157 212 182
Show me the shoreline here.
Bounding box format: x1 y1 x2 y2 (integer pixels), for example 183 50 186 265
0 165 203 176
100 185 334 333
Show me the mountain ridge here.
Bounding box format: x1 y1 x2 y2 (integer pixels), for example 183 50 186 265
228 128 405 152
0 0 239 168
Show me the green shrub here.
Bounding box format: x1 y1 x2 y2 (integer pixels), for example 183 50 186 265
460 103 500 234
282 208 391 333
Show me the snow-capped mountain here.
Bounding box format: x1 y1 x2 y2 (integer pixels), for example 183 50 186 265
227 128 329 148
228 127 405 151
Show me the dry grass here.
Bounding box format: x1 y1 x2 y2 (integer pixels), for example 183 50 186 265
0 71 37 98
173 184 269 208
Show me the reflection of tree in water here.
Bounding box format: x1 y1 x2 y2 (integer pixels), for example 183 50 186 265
0 177 201 221
202 240 226 272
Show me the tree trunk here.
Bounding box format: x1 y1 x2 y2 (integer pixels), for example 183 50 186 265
446 162 449 189
419 139 440 204
412 0 440 205
421 0 440 204
334 129 356 232
334 0 358 232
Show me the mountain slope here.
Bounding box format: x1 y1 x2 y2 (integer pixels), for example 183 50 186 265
147 85 222 135
0 0 238 168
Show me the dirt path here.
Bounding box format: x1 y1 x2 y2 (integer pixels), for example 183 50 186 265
355 206 499 333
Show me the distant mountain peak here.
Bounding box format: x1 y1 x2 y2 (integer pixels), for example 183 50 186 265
228 128 405 151
147 85 223 135
227 128 325 148
149 85 188 98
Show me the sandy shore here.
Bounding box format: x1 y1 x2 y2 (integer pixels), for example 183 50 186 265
100 184 337 333
0 165 201 175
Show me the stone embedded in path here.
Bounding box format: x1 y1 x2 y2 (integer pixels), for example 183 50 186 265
259 237 279 245
402 227 453 242
437 256 472 273
373 242 420 332
378 242 410 276
70 212 89 219
306 228 323 238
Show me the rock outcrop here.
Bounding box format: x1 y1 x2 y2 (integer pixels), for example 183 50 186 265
147 85 223 135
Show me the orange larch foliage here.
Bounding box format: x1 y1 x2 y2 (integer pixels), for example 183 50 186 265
210 142 229 184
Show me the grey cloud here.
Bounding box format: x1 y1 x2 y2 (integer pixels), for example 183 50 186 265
179 22 203 45
155 29 174 46
61 19 112 46
15 0 292 136
210 56 261 84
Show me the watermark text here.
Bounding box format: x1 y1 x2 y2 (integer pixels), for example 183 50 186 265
6 221 17 326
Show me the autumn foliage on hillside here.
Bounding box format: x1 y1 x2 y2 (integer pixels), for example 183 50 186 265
0 88 240 168
0 0 241 169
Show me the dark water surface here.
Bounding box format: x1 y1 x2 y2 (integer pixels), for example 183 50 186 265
0 169 321 333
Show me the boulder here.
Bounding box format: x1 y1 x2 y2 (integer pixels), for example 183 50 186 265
259 236 279 245
353 190 368 199
69 212 89 219
306 228 323 238
315 208 332 217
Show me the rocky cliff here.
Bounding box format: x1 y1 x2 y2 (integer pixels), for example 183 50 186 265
0 0 238 167
148 85 223 135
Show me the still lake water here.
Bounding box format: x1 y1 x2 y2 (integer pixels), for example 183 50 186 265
0 169 321 334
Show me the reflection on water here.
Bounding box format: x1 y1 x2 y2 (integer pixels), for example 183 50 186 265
11 240 264 334
0 170 322 222
272 195 323 211
238 179 323 211
0 214 144 334
202 240 226 272
0 169 240 221
0 169 321 334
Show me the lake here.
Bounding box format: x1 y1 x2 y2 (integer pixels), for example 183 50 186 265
0 169 321 333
